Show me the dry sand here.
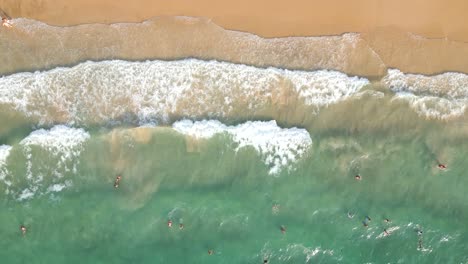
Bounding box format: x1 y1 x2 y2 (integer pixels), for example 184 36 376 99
1 0 468 75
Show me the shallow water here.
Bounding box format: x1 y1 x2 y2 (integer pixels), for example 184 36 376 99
1 18 468 264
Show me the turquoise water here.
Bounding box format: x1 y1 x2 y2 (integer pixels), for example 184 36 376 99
1 102 468 263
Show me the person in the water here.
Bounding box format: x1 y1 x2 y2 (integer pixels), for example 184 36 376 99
264 259 269 263
438 164 447 170
362 221 368 227
384 229 390 236
179 223 184 230
347 212 355 219
365 216 371 221
114 175 122 188
20 225 27 235
167 220 173 228
1 17 12 28
354 175 362 180
208 249 214 255
280 225 286 234
384 218 391 223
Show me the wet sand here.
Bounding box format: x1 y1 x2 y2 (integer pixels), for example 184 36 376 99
1 0 468 75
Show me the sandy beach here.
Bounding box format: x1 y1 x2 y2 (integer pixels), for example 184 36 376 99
1 0 468 75
1 0 468 40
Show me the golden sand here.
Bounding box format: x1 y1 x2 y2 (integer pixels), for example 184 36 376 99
2 0 468 40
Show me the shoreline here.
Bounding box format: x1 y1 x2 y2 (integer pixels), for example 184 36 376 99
2 17 468 77
1 1 468 76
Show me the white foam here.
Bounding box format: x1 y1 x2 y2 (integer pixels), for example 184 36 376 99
173 120 312 174
376 226 400 239
280 244 334 263
47 180 72 193
0 145 13 185
17 125 90 200
20 125 90 154
0 59 369 125
18 187 36 201
384 69 468 119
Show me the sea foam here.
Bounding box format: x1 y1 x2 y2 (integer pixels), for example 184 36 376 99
172 120 312 174
17 125 90 200
384 69 468 119
0 59 369 125
0 145 13 187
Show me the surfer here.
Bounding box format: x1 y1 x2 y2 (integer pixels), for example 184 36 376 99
167 220 173 228
114 175 122 188
384 218 391 223
347 212 355 219
365 216 371 221
354 175 362 180
208 249 214 255
20 225 27 235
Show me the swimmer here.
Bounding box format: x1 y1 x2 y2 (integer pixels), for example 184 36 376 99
417 230 423 236
384 229 390 236
354 175 362 180
208 249 214 255
438 164 447 170
362 221 368 227
114 175 122 188
20 225 27 235
384 218 391 223
365 216 371 221
347 212 355 219
179 223 184 230
280 225 286 234
1 17 12 28
264 259 269 263
167 220 173 228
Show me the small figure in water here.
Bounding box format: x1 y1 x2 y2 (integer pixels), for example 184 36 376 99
280 225 286 234
365 216 371 222
384 229 390 236
264 259 269 263
347 212 355 219
114 175 122 188
384 218 391 223
362 221 368 227
354 175 362 180
179 223 184 230
20 225 27 235
1 17 12 28
438 164 447 170
167 220 173 228
208 249 214 255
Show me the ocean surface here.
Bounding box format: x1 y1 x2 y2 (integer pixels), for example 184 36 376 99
1 18 468 264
